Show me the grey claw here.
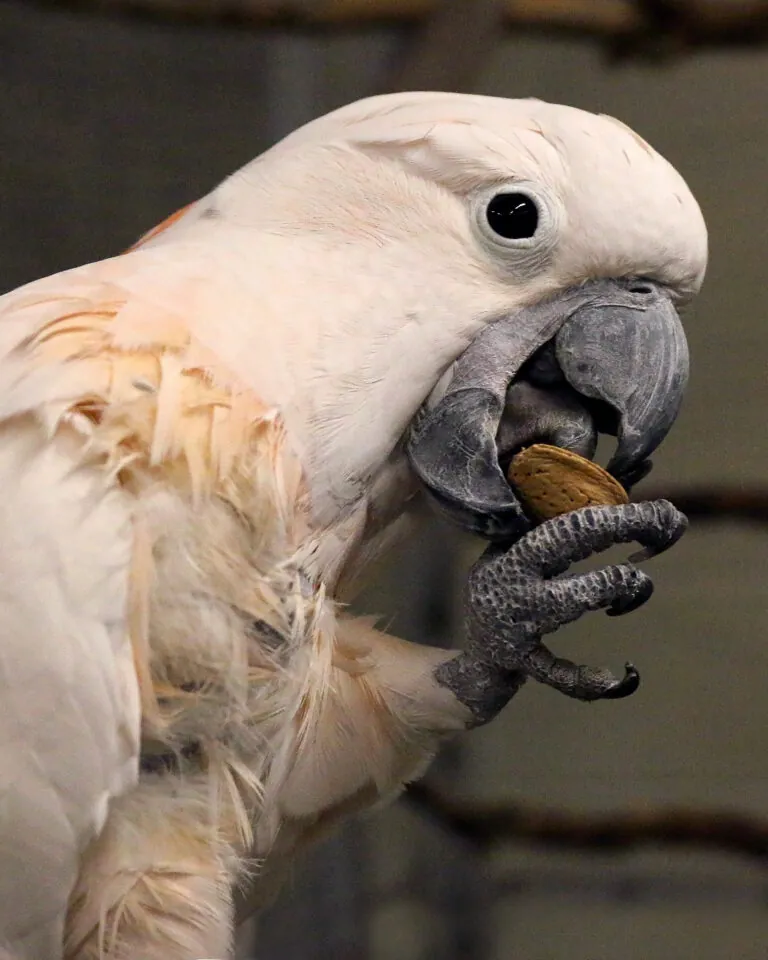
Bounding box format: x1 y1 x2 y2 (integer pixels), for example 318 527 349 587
507 500 688 580
521 646 640 703
599 662 640 699
626 500 688 562
606 570 654 616
444 501 683 715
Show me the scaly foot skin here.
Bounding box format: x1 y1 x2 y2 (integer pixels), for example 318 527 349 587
435 500 688 726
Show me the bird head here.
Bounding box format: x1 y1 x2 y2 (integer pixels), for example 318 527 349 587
142 92 707 546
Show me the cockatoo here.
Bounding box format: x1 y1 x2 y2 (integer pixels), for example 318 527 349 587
0 92 706 960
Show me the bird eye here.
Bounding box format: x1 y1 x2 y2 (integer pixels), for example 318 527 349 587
471 182 559 274
485 192 539 241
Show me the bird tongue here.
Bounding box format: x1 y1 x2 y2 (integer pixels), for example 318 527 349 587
495 379 598 476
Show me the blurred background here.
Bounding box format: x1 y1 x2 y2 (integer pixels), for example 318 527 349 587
3 0 768 957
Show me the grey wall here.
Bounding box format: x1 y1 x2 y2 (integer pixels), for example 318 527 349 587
3 2 768 957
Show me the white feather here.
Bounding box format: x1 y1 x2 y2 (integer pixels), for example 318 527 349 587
0 415 138 958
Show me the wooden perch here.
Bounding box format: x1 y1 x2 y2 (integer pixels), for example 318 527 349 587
17 0 645 31
27 0 768 54
406 781 768 861
634 485 768 526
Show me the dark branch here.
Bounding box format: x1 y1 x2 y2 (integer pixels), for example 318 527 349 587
22 0 768 58
635 486 768 526
405 781 768 861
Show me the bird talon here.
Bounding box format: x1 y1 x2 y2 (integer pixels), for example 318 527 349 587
627 500 689 562
598 662 640 700
606 572 654 616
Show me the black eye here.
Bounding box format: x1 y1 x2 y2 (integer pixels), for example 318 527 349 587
485 192 539 241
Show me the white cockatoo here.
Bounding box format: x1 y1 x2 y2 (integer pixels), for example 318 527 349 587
0 92 707 959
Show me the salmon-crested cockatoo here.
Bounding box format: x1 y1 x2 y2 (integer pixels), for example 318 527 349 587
0 92 706 959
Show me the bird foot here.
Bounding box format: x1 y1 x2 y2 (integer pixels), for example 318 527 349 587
436 500 687 724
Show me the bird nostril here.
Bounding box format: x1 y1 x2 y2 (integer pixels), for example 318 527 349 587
628 281 655 296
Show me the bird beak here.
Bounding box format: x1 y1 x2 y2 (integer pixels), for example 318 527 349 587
407 278 689 541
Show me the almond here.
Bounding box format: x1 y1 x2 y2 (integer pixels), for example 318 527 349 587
508 443 628 522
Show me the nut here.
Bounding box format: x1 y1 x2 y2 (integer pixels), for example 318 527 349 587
508 443 628 522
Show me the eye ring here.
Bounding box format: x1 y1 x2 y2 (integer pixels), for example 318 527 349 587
471 182 561 272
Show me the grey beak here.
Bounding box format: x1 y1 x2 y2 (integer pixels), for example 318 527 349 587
407 278 689 541
555 281 689 484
